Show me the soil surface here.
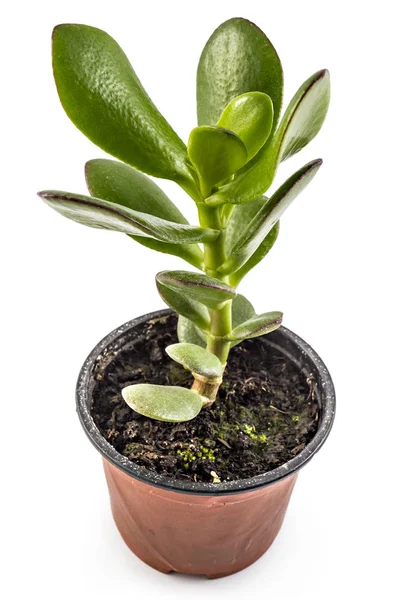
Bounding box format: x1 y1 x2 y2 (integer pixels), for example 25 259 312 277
91 315 319 483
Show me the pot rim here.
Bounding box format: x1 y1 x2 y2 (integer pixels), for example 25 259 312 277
76 309 335 496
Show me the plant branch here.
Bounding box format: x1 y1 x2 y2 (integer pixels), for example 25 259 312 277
194 203 233 403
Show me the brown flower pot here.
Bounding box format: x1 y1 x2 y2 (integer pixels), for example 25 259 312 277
76 309 335 578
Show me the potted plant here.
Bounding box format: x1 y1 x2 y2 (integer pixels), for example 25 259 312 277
38 17 335 578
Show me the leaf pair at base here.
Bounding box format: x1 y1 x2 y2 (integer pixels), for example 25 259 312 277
123 342 224 422
122 306 282 423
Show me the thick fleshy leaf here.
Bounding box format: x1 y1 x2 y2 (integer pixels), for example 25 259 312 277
125 236 203 269
38 191 219 244
230 223 279 287
225 194 280 285
85 159 188 222
85 159 203 268
156 271 236 309
156 282 210 331
188 126 247 197
122 384 204 422
166 343 223 378
52 24 196 193
197 18 283 132
225 196 267 254
280 71 330 162
207 70 330 206
219 160 322 274
177 294 254 348
217 92 274 160
229 311 283 341
231 294 256 327
177 317 207 348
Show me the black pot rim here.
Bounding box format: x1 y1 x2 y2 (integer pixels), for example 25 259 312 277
76 309 335 496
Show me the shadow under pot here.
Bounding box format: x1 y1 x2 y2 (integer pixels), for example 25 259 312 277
76 309 335 578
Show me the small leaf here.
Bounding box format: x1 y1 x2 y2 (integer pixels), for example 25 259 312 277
197 18 283 132
122 384 204 422
231 294 256 327
85 159 204 268
218 160 322 274
188 126 247 197
217 92 274 160
166 343 223 378
177 317 207 348
52 24 196 192
229 311 283 341
156 282 210 331
229 294 257 348
156 271 236 309
38 191 219 244
225 196 267 254
230 222 279 287
177 294 254 348
207 70 330 206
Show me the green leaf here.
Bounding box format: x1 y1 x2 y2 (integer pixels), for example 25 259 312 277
38 191 219 244
156 270 236 309
122 384 204 422
225 196 267 254
188 126 247 197
52 24 196 192
85 159 204 268
177 294 255 348
230 222 279 287
125 237 204 269
229 311 283 342
177 317 207 348
280 71 330 162
217 92 274 160
166 343 223 378
197 18 283 133
231 294 256 327
157 282 210 331
207 70 330 206
85 159 188 222
219 159 322 274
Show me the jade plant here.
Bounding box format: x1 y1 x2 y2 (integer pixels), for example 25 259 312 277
39 18 330 423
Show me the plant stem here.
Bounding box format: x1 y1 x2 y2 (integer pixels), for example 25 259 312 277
194 203 233 404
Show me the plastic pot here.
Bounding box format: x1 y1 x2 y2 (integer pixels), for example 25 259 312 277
76 309 335 578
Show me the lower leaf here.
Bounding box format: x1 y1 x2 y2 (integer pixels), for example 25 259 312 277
157 281 211 331
166 343 223 378
177 317 207 347
231 294 256 326
122 384 205 422
229 311 283 341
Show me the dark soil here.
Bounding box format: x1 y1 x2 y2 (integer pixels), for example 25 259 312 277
91 314 319 484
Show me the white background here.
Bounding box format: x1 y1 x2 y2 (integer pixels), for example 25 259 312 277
2 0 399 598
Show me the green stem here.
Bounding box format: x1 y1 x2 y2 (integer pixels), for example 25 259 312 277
193 203 233 403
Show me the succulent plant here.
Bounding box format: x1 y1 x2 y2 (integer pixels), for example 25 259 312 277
39 18 330 422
